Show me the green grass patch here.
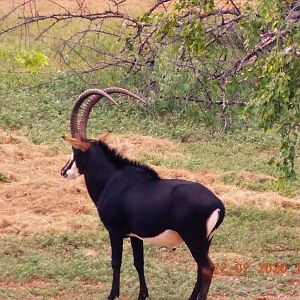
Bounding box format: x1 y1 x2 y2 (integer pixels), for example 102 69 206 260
221 171 300 197
0 206 299 299
222 172 275 192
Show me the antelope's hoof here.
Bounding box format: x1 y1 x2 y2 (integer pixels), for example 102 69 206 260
138 294 149 300
107 295 119 300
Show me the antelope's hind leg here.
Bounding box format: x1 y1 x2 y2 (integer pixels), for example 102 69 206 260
182 234 214 300
130 237 149 300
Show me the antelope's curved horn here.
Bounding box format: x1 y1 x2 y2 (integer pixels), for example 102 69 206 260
78 87 145 138
103 87 146 104
70 89 118 138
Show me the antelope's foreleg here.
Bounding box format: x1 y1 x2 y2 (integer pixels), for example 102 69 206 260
107 228 123 300
130 237 149 300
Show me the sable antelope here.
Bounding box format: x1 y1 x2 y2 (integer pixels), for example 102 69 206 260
61 87 225 300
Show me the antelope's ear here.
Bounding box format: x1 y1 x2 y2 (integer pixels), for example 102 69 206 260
62 136 91 151
96 131 111 142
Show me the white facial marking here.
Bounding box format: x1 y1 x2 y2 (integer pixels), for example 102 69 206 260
128 230 183 250
66 160 80 180
207 208 220 240
63 153 80 180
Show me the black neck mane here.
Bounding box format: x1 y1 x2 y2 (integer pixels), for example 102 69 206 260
98 141 160 179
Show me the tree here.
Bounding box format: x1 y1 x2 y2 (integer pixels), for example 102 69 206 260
131 0 300 180
0 0 299 179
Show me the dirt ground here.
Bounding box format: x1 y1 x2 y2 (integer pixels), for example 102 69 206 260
0 129 299 236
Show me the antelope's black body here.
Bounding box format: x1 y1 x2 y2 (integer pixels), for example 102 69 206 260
62 138 225 300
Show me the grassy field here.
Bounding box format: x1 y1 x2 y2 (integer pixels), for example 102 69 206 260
0 206 299 300
0 128 299 299
0 1 300 299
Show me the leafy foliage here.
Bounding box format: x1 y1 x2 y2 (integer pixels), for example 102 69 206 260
15 50 49 73
136 0 300 179
243 0 300 180
249 51 300 180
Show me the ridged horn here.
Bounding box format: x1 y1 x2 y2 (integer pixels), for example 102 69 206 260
70 89 118 138
78 87 145 138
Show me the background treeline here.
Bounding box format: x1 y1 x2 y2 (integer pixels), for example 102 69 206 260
0 0 299 181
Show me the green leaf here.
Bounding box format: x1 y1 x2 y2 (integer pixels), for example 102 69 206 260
15 50 48 73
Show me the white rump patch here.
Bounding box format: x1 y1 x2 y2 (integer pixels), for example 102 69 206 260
128 230 183 250
206 209 220 240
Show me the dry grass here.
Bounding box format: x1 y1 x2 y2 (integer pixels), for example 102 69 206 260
0 129 96 235
0 0 253 16
0 0 157 15
0 129 299 236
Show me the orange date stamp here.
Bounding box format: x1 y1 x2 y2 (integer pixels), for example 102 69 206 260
213 260 300 275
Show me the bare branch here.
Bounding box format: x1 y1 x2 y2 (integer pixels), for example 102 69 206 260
47 0 71 14
0 0 32 21
215 30 288 81
178 96 248 106
229 0 241 15
145 0 172 17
